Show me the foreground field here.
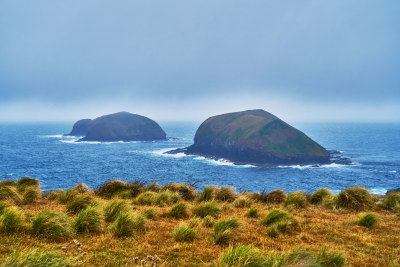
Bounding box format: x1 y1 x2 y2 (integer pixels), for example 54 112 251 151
0 178 400 266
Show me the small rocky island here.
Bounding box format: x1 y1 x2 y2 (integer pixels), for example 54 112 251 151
167 109 330 166
67 112 166 142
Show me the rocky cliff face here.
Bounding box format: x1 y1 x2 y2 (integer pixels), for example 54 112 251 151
67 112 166 142
185 109 330 165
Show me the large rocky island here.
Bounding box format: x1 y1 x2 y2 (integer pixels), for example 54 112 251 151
168 109 330 166
67 112 167 142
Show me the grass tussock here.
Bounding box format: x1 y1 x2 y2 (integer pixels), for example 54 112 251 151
140 207 158 220
0 185 22 205
72 207 102 234
211 217 239 245
337 187 376 211
31 210 70 241
260 209 299 238
163 183 197 201
192 200 221 218
95 180 132 199
266 189 287 204
382 192 400 212
135 190 180 207
166 202 190 219
215 245 272 267
285 191 308 209
66 196 92 215
310 188 333 204
202 215 215 227
16 177 40 191
172 223 196 242
104 199 128 222
22 186 41 205
111 212 145 237
198 185 216 202
214 186 237 202
357 212 379 228
0 207 26 234
232 195 252 208
245 206 259 218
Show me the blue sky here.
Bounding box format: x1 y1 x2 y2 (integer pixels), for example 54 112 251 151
0 1 399 122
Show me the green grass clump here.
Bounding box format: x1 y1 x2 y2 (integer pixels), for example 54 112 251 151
214 187 237 202
276 249 319 266
285 192 308 209
382 192 400 212
0 179 16 186
0 185 22 205
310 188 333 204
1 248 73 267
211 217 239 245
232 195 252 208
198 185 216 202
202 215 215 228
31 210 70 242
0 201 9 215
266 189 287 204
192 200 221 218
140 208 158 220
318 247 345 266
166 202 190 219
154 190 180 206
57 189 77 204
95 180 132 199
322 195 339 210
111 212 145 237
260 209 299 238
260 209 289 226
72 207 102 234
357 212 379 228
245 206 259 218
22 186 40 205
164 183 197 201
136 191 157 205
337 187 376 211
104 199 128 222
66 196 92 215
0 207 26 234
16 177 39 191
215 245 272 267
172 223 196 242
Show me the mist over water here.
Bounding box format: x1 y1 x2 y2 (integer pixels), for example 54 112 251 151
0 122 399 194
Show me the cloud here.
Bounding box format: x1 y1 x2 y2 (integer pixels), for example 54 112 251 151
0 0 399 121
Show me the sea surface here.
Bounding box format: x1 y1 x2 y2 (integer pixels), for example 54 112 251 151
0 122 399 195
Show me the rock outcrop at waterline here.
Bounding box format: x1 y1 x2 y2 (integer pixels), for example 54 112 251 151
168 109 330 166
67 112 166 142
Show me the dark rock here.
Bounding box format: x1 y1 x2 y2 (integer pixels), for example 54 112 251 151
67 119 92 136
68 112 166 142
171 109 330 166
386 188 400 195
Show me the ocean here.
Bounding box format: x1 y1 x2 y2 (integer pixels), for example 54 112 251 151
0 122 399 195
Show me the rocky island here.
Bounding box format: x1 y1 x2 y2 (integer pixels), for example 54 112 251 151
168 109 330 166
67 112 166 142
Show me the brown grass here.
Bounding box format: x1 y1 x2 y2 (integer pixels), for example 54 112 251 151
0 179 399 266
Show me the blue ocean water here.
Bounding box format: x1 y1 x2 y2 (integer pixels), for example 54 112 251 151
0 122 399 194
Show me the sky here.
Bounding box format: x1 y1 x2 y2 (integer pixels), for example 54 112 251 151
0 0 399 123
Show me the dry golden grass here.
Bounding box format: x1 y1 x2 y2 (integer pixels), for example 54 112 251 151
0 180 400 266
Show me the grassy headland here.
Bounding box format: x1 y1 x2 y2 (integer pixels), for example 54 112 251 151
0 178 400 266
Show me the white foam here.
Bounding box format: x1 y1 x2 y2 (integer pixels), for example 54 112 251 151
369 188 387 196
389 170 397 173
151 148 186 158
278 162 358 169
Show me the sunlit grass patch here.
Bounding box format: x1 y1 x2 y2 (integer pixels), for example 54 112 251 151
357 211 379 228
0 207 26 234
215 245 272 267
285 192 308 209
